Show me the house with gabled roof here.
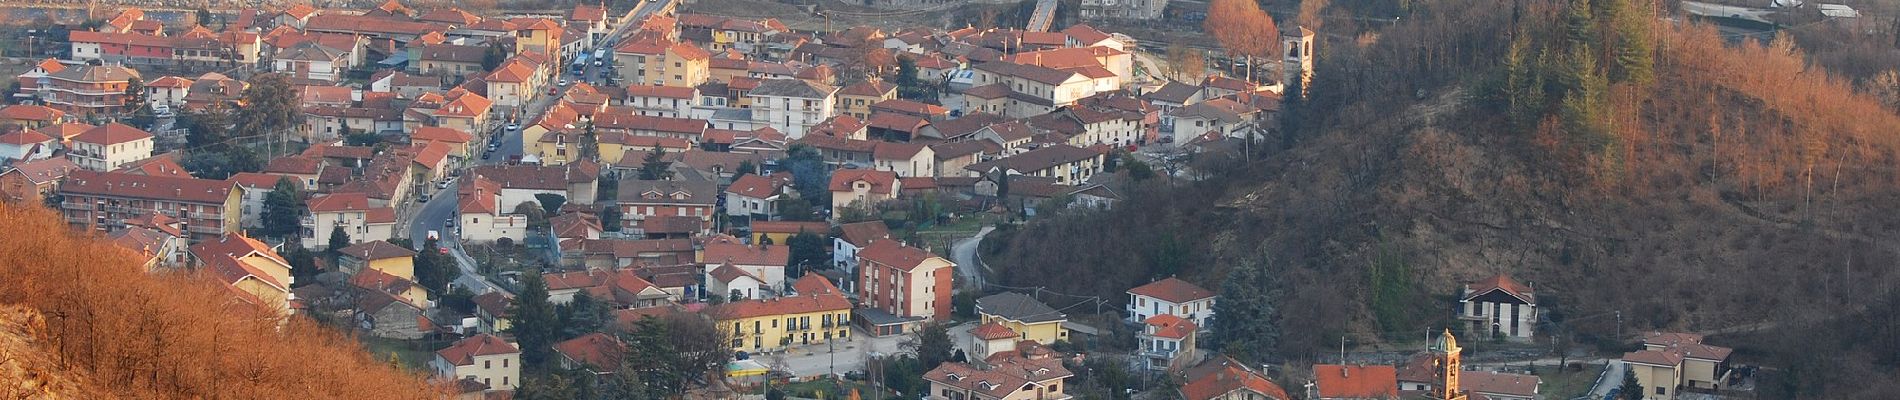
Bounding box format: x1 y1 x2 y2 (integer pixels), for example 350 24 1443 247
1457 274 1537 341
1126 277 1216 327
457 176 530 243
978 292 1069 345
924 356 1072 400
724 173 788 222
1177 355 1289 400
301 192 398 249
431 333 520 390
615 178 718 235
1623 332 1734 399
829 169 901 217
67 123 153 171
1310 364 1399 400
833 220 891 274
0 157 82 205
748 78 838 139
701 235 791 292
1138 314 1198 371
189 233 295 315
555 332 625 375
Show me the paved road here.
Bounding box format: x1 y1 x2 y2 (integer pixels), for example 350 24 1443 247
1587 360 1623 400
949 226 995 291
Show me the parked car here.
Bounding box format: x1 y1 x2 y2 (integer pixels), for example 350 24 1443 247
416 194 430 203
482 150 494 160
507 122 520 131
445 217 456 228
558 79 569 86
436 180 449 189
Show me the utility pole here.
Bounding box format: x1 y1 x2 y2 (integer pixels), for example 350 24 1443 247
1615 311 1622 341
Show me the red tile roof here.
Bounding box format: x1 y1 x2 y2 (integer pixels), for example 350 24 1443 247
1 157 83 185
0 105 64 122
435 334 518 366
339 240 417 260
971 322 1017 340
0 129 54 146
792 273 841 296
72 123 152 145
1143 314 1196 339
60 170 234 204
700 236 789 266
1463 274 1534 303
307 192 377 213
707 292 851 320
829 169 898 193
725 174 783 199
411 126 473 144
1461 371 1540 397
836 221 890 246
554 333 624 372
1179 356 1288 400
707 263 763 284
857 239 940 272
1311 364 1398 399
1127 277 1215 303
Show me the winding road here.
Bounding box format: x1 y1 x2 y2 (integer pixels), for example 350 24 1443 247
949 226 995 291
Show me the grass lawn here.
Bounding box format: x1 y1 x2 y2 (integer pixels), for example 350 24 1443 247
1538 362 1607 399
360 336 438 372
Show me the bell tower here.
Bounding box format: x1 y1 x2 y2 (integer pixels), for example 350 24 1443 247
1431 329 1468 400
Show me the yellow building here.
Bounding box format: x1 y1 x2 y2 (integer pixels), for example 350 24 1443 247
711 293 853 353
976 292 1069 345
189 233 295 316
513 19 564 61
613 38 711 87
836 80 896 120
339 240 428 305
748 220 829 245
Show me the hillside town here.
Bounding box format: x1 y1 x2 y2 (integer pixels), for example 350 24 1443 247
0 0 1766 399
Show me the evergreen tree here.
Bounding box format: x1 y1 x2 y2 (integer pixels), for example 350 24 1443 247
123 77 144 103
1564 0 1597 50
415 238 451 294
734 160 755 179
638 148 674 180
1560 46 1612 146
557 291 610 340
601 205 623 232
195 9 213 27
259 177 305 240
535 193 567 215
1621 367 1645 400
327 225 351 254
482 42 509 72
1605 0 1653 84
507 271 561 368
235 74 303 148
785 231 828 279
1208 253 1283 362
909 322 955 369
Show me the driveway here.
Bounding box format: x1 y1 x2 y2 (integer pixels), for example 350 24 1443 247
762 328 912 378
949 226 994 291
1588 361 1624 400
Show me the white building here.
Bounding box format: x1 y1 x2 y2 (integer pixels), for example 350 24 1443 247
66 123 153 171
300 192 397 249
832 221 890 277
1125 277 1215 328
456 176 529 243
1457 274 1537 341
746 78 837 139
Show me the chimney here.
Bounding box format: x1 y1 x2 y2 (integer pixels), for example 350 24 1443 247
1341 367 1349 378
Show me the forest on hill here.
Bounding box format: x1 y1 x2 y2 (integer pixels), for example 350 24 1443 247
984 0 1900 396
0 205 441 399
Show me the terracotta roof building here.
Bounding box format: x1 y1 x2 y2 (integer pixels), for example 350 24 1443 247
58 170 241 241
430 333 521 390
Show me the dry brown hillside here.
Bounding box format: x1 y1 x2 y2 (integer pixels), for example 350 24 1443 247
0 204 443 399
983 0 1900 396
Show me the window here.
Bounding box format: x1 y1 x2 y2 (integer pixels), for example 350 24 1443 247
484 360 491 369
1656 387 1666 395
503 359 508 368
502 377 509 386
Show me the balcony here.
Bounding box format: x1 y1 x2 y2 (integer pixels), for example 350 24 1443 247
188 225 223 234
189 212 221 220
61 202 93 211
